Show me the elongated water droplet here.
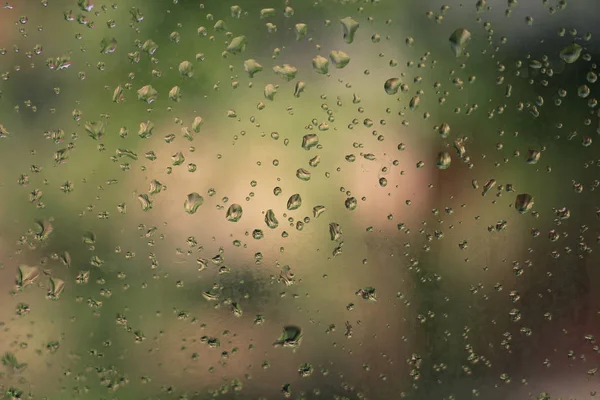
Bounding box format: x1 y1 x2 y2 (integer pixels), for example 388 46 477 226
340 17 359 44
295 23 307 40
329 223 343 241
60 251 71 267
449 28 471 57
526 149 540 164
294 81 306 97
482 179 496 196
436 151 452 169
192 116 204 133
112 85 124 103
260 8 276 19
169 86 182 102
138 194 153 211
287 194 302 210
264 84 277 100
178 61 193 77
409 96 420 111
265 209 279 229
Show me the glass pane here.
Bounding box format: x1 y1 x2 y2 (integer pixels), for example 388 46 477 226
0 1 598 399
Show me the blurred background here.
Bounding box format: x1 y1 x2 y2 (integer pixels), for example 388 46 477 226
0 0 599 399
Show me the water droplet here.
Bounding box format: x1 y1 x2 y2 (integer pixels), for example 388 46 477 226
137 194 153 211
231 302 243 317
329 223 342 241
192 116 204 133
264 84 277 100
226 36 248 54
184 193 204 214
265 209 279 229
329 50 351 69
578 84 591 98
178 61 193 77
438 123 451 138
100 37 117 54
273 326 303 348
515 194 534 214
294 81 306 97
226 203 243 222
526 149 540 164
138 121 154 139
287 194 302 210
112 85 124 103
340 17 359 44
559 43 582 64
409 96 420 111
260 8 276 19
60 251 71 267
137 85 158 104
481 179 496 196
16 265 40 290
78 0 94 12
436 151 452 169
244 59 263 78
302 134 319 150
47 277 65 300
82 231 96 245
230 5 242 18
34 219 54 241
313 205 326 218
84 120 105 140
296 168 311 181
312 55 329 74
449 28 471 57
142 39 158 55
273 64 298 81
356 287 377 301
294 23 307 40
345 197 357 211
169 86 182 102
384 78 401 95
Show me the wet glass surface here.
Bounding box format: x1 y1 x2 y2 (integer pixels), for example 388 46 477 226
0 1 599 399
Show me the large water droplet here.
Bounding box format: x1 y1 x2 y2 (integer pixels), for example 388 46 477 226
449 28 471 57
184 193 204 214
226 203 243 222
